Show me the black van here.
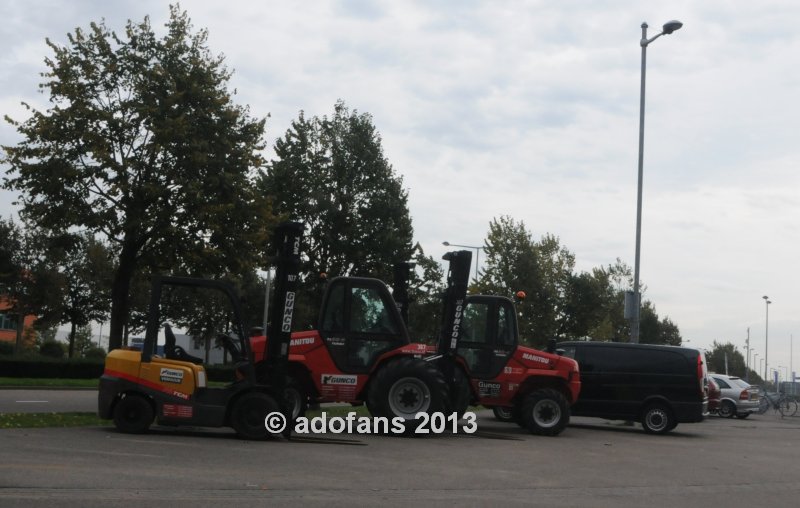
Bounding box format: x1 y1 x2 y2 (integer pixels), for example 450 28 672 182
556 341 708 434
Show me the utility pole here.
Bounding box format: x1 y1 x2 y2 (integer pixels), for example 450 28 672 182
746 328 750 382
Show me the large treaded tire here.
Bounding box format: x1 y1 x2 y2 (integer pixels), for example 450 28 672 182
369 356 451 432
492 406 515 422
521 388 569 436
230 391 280 440
452 367 472 418
113 393 154 434
285 377 308 421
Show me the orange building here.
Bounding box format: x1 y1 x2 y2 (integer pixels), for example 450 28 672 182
0 297 37 346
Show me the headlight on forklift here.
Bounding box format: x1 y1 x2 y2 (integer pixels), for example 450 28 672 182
197 371 207 388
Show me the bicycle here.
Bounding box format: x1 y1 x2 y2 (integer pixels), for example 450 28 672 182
758 390 799 417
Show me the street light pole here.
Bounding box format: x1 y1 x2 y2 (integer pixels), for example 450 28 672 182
442 241 483 283
745 328 750 382
763 296 771 381
631 19 683 343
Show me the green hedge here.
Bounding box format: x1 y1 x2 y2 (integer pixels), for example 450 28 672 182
0 357 236 382
0 358 104 379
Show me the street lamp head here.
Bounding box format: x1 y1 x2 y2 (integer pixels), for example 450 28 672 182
763 295 769 300
442 241 450 246
662 20 683 35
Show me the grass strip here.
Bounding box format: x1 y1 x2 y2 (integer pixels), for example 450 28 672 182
0 377 99 388
0 412 105 429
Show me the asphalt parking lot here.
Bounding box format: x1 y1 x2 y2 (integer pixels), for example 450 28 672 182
2 409 799 507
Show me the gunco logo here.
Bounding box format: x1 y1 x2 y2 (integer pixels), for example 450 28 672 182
282 292 295 332
449 299 465 349
522 352 549 365
321 374 358 385
159 368 184 384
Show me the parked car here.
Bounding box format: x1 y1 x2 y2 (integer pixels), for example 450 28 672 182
557 341 708 434
707 375 721 414
710 374 760 418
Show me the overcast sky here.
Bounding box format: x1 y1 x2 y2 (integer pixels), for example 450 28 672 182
2 1 798 379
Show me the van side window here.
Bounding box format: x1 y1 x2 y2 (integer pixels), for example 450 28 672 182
579 346 686 374
560 346 576 359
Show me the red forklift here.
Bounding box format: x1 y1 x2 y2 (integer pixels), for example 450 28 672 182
250 248 580 436
432 250 581 436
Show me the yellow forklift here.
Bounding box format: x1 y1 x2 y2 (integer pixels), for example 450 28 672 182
98 222 303 439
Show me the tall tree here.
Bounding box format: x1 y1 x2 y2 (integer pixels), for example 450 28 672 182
2 6 271 350
45 233 114 357
261 100 414 319
0 218 65 352
707 341 751 379
478 216 574 347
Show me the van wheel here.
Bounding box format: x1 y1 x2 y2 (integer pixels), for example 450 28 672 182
492 406 515 422
521 389 569 436
641 403 675 434
718 400 736 418
113 394 154 434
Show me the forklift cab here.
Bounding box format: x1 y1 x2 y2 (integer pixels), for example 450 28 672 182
457 295 519 380
317 276 410 374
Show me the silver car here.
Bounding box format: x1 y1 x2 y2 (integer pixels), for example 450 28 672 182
710 374 760 418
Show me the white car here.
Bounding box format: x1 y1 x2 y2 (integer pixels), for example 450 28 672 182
710 374 760 418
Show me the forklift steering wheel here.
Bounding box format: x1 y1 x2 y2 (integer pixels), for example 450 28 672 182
216 333 242 361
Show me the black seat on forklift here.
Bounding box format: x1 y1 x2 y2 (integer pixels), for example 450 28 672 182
164 324 204 365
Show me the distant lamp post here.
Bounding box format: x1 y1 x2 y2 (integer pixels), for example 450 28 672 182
630 19 683 343
763 296 771 381
753 353 759 379
442 241 484 282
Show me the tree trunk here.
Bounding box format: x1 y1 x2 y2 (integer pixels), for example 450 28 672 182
108 241 138 351
68 321 76 358
14 313 24 355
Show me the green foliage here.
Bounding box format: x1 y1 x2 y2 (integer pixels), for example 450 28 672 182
83 347 107 360
406 251 447 343
261 100 414 327
476 217 682 347
706 341 749 377
39 340 66 359
0 357 104 378
477 216 575 347
0 341 14 356
2 6 272 350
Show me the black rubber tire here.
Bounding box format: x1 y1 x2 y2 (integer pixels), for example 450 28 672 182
369 356 451 431
285 377 308 421
641 403 675 434
113 393 154 434
452 367 472 418
718 400 736 418
735 412 750 419
492 406 515 422
521 389 569 436
230 391 280 440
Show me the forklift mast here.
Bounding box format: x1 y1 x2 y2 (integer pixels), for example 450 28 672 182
263 221 304 391
436 250 472 356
